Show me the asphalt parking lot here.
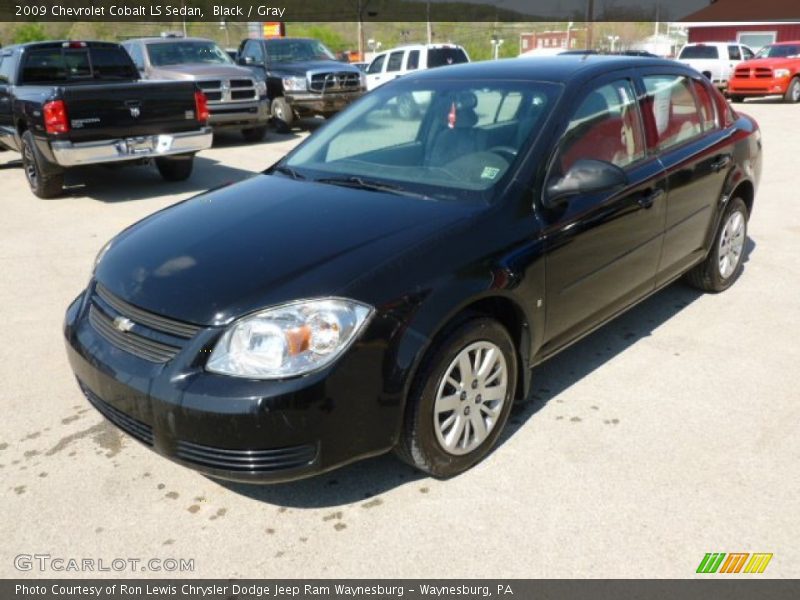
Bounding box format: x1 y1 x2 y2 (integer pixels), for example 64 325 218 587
1 102 798 579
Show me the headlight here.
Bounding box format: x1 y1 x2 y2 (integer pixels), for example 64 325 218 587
255 80 267 96
282 76 307 92
207 298 373 379
774 68 791 79
93 237 114 273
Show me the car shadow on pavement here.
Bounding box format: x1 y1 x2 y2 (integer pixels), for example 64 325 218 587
216 239 757 508
61 156 257 203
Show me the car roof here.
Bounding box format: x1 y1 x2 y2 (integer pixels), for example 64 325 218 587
407 55 681 83
8 40 120 51
127 37 215 44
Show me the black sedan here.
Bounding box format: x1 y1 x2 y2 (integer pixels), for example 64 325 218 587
64 56 761 482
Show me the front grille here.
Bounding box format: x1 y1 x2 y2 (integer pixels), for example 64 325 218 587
754 67 773 79
197 78 258 103
735 68 750 79
78 379 154 446
175 439 318 473
308 71 361 93
89 283 201 363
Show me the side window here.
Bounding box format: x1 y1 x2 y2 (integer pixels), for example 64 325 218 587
242 41 264 64
496 92 523 122
742 46 755 60
367 54 385 74
557 79 646 174
386 51 404 72
126 44 145 70
728 45 742 61
0 54 13 83
692 79 718 131
641 75 703 151
406 50 420 71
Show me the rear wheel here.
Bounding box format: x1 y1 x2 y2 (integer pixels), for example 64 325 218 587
241 126 267 143
21 130 63 198
686 197 748 293
395 318 517 478
783 77 800 103
155 154 194 182
271 97 295 130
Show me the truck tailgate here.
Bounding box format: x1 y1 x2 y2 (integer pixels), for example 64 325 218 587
60 81 202 142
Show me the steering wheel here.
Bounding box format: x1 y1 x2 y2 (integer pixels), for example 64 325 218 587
489 146 518 162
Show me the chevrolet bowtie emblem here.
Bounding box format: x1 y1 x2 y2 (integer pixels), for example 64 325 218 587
129 106 141 118
113 316 135 333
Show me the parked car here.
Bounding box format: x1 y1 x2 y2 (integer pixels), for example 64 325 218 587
65 56 761 482
0 41 212 198
727 41 800 103
365 43 470 91
236 37 365 129
676 42 755 90
121 38 270 142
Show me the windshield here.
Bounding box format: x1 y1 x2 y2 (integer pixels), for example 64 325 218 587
755 44 800 58
265 39 336 62
282 79 561 203
21 47 137 83
679 45 719 60
147 41 233 67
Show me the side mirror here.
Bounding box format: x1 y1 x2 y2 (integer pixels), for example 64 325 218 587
544 159 628 209
241 56 255 65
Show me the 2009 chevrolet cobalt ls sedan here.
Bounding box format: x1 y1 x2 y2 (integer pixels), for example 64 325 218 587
64 57 761 482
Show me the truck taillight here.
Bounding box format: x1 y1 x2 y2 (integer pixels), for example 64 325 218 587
194 90 209 124
43 100 69 134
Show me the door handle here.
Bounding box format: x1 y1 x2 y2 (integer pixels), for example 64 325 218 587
711 155 732 172
637 188 664 209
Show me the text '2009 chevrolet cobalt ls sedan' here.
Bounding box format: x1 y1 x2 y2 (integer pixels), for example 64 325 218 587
64 56 761 482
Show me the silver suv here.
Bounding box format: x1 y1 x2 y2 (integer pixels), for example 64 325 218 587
123 37 271 142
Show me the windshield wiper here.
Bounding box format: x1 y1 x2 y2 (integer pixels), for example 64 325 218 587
272 165 305 180
315 176 431 200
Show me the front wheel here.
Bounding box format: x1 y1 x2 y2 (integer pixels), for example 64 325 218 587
271 97 295 130
686 197 748 293
729 95 745 103
155 154 194 182
395 318 518 478
783 77 800 103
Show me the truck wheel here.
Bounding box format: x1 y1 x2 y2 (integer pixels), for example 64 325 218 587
685 197 748 293
783 77 800 103
729 95 745 103
395 317 517 478
21 131 64 199
241 127 267 143
156 154 194 182
394 93 419 120
271 97 295 130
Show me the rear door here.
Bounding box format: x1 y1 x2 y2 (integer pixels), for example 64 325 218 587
637 70 736 285
541 73 667 350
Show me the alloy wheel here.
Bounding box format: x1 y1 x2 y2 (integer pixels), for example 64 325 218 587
718 209 746 279
433 341 508 456
23 142 37 189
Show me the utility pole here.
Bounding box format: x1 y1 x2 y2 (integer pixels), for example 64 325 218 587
585 0 594 50
427 1 432 44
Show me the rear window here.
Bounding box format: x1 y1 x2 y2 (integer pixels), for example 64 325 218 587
427 48 469 68
679 45 719 60
21 46 136 83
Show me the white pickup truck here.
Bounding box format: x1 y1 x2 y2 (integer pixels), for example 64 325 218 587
677 42 755 90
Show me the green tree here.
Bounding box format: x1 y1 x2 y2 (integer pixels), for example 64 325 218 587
13 23 47 44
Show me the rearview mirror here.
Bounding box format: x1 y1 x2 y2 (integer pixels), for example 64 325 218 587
544 159 628 209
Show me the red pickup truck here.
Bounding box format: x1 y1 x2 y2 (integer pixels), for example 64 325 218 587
727 41 800 103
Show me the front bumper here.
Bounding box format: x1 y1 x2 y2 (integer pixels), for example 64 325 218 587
207 98 270 129
51 128 213 168
63 286 401 483
727 78 790 97
285 91 364 115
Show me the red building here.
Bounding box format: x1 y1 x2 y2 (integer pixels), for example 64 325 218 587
682 1 800 50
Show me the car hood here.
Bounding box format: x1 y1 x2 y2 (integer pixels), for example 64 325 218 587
148 64 255 80
269 60 359 77
737 57 799 69
96 175 476 326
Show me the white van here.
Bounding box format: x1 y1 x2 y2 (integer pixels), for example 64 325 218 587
365 44 470 91
677 42 755 89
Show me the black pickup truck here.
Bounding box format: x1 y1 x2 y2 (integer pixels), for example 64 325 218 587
237 37 365 129
0 41 213 198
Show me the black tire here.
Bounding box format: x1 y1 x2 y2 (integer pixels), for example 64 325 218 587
21 130 63 198
395 93 419 120
686 197 749 293
155 154 194 182
395 317 518 478
783 77 800 103
270 97 295 129
241 126 267 143
729 95 745 103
